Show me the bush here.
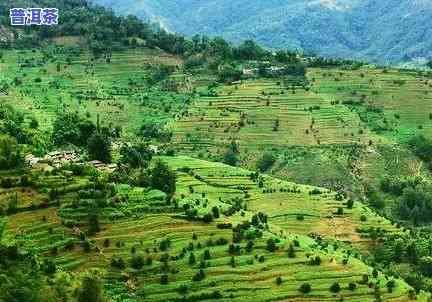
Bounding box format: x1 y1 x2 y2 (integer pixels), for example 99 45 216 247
111 256 125 269
130 255 145 269
203 249 211 260
408 135 432 163
189 252 196 265
87 131 112 163
151 160 176 197
266 238 277 252
299 283 312 293
160 274 169 285
296 214 304 221
192 269 205 281
287 244 296 258
309 256 321 266
348 282 357 291
202 213 213 223
223 150 239 166
256 153 276 172
330 282 341 293
276 276 283 285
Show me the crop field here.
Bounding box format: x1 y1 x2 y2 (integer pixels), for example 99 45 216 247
0 47 187 136
0 156 415 301
1 44 431 301
161 156 403 250
309 67 432 142
171 78 380 154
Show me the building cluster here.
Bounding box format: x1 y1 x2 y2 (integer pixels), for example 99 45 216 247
25 151 117 172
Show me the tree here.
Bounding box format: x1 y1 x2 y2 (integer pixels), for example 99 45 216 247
330 282 341 293
77 275 105 302
420 256 432 277
234 40 266 60
408 135 432 163
0 136 23 170
211 206 220 218
88 210 100 236
427 60 432 69
256 153 276 172
287 244 296 258
223 150 239 166
52 112 96 147
150 160 176 197
348 282 357 291
299 283 311 294
276 276 283 285
120 143 153 168
87 132 111 163
130 255 145 269
218 64 242 83
189 252 196 265
266 238 277 252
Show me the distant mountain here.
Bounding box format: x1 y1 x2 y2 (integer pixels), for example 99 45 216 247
91 0 432 64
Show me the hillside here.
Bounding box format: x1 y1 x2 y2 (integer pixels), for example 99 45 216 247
91 0 432 64
1 0 432 301
0 152 415 301
0 41 431 301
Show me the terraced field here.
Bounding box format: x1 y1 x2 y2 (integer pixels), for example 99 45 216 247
1 156 416 301
162 156 403 251
171 78 378 153
310 67 432 142
0 47 187 136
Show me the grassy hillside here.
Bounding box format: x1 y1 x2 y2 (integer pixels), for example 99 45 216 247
1 155 416 301
1 42 432 300
1 1 432 297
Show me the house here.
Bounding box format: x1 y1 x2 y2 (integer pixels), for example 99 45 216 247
44 150 79 168
25 154 43 167
243 68 257 76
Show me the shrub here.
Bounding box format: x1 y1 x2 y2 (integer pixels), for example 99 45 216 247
287 244 296 258
189 252 196 265
330 282 341 293
160 274 169 285
256 153 276 172
111 256 125 269
266 238 277 252
230 256 236 268
212 206 220 218
309 256 321 266
130 255 145 269
192 269 205 281
203 249 211 260
299 283 312 294
276 276 283 285
202 213 213 223
348 282 357 291
386 280 396 293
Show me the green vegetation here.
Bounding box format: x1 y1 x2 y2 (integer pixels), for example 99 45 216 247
0 0 432 301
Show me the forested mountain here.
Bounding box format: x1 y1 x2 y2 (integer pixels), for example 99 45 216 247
91 0 432 64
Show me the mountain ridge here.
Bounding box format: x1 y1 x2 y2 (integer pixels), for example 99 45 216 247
91 0 432 64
